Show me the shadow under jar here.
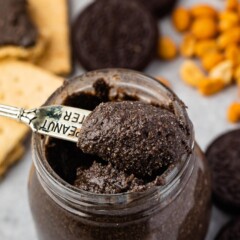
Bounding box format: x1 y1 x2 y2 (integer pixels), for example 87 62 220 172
28 69 212 240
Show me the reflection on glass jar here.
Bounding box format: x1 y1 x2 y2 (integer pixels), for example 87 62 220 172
28 69 211 240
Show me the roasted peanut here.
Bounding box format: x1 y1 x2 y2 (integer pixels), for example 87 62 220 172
172 7 191 32
238 78 240 96
190 5 218 19
209 60 233 85
201 51 225 71
219 11 239 32
233 65 240 82
217 27 240 49
225 44 240 67
198 78 225 96
180 34 196 57
155 76 172 88
238 3 240 18
175 2 240 99
191 17 218 40
227 102 240 123
194 40 218 57
226 0 239 11
180 60 205 87
158 37 178 60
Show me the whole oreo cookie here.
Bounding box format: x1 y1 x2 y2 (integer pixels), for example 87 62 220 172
136 0 178 18
206 129 240 212
72 0 158 71
215 218 240 240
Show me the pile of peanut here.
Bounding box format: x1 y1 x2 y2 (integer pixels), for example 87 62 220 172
158 0 240 123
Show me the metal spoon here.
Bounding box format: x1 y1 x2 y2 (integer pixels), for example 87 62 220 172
0 104 91 142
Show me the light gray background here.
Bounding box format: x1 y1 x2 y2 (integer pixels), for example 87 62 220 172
0 0 237 239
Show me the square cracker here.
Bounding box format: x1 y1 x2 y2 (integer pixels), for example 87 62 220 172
0 143 25 177
0 60 63 177
28 0 71 75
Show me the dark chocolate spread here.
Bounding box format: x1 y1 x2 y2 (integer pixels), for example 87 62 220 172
0 0 38 47
78 101 190 178
46 79 191 194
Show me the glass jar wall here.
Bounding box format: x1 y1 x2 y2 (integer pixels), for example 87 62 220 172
28 69 211 240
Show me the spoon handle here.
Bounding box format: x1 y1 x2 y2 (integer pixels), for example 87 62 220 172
0 104 23 121
0 104 91 143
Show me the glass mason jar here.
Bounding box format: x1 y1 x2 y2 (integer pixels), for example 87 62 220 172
28 69 212 240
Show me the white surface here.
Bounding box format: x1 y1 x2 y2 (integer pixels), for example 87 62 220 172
0 0 238 239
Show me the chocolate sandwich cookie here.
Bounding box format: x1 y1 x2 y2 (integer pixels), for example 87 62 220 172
136 0 178 18
215 218 240 240
206 129 240 212
0 0 38 47
72 0 158 71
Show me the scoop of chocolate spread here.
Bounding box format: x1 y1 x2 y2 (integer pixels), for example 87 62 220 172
78 101 190 178
0 0 38 47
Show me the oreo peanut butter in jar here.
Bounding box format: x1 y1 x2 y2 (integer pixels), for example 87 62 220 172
28 69 211 240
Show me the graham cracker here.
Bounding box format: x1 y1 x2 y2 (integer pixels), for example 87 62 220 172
0 60 63 177
0 142 25 177
28 0 71 75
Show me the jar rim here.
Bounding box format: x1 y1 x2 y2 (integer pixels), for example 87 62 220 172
32 68 195 209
